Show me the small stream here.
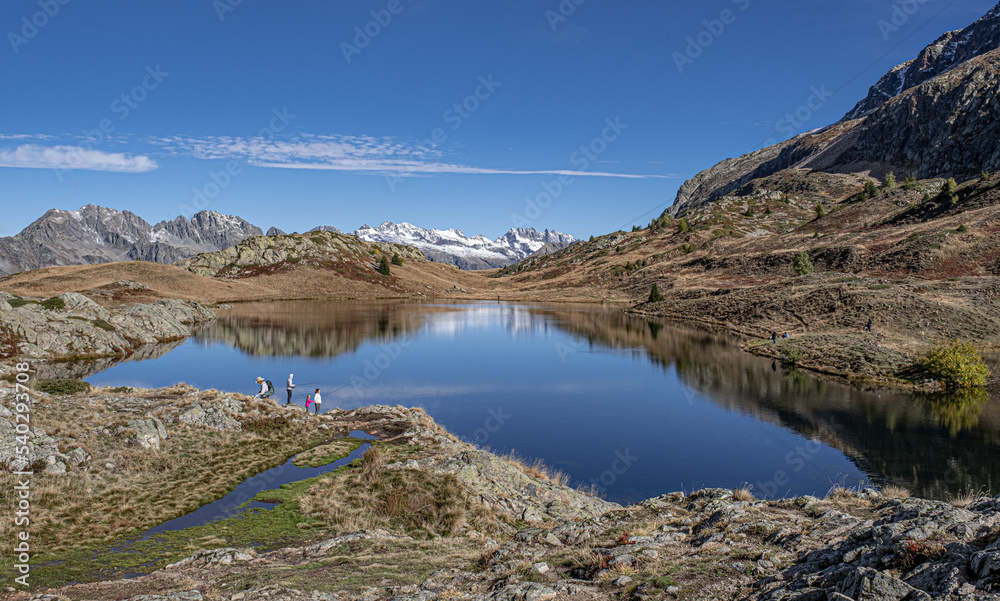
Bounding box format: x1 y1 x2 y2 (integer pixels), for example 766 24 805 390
140 430 373 541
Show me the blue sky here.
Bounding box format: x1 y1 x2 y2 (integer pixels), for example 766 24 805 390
1 0 995 239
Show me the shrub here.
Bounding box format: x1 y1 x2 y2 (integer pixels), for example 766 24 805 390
884 172 896 189
35 379 91 395
903 174 917 190
391 253 404 266
793 251 814 276
815 203 825 219
921 340 989 389
677 218 688 234
648 283 665 302
956 225 968 233
982 171 990 181
7 297 33 308
40 297 66 310
377 255 391 276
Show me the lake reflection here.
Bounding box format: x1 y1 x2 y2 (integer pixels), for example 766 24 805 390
85 301 1000 503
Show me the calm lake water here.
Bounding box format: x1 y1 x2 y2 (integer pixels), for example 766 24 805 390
85 300 1000 504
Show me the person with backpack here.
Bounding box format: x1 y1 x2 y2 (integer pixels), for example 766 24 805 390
254 376 274 399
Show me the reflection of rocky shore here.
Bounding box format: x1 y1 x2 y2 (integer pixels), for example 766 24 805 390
35 339 186 379
541 307 1000 500
194 300 450 357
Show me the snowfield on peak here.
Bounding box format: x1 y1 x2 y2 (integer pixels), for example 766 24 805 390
352 221 576 270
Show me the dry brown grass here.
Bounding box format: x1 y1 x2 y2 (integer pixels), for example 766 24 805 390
880 484 912 499
300 444 500 538
0 387 330 554
732 485 755 502
500 451 570 487
946 487 991 508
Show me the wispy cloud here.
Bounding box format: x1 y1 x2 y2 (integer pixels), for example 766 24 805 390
0 144 157 173
150 133 674 179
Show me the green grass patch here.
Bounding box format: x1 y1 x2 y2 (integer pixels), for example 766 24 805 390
35 379 91 395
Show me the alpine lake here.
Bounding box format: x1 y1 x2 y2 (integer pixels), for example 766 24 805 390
83 300 1000 504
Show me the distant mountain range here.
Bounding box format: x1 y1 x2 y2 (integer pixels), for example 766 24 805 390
0 205 262 276
669 1 1000 216
0 206 572 275
353 221 576 270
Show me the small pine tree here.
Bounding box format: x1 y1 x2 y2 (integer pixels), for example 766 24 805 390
588 235 595 242
863 179 880 199
815 203 826 219
648 283 665 302
677 219 688 233
793 251 814 276
884 172 896 189
903 174 917 190
941 178 958 197
391 253 404 266
982 171 990 181
765 206 772 215
377 255 391 276
641 259 647 267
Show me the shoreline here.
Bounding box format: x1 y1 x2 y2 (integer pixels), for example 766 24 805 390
0 384 997 600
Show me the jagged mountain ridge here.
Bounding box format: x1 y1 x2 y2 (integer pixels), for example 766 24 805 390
669 1 1000 215
352 221 576 270
0 205 262 276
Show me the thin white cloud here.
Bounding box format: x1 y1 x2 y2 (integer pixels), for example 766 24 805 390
151 133 674 179
0 133 58 141
0 144 157 173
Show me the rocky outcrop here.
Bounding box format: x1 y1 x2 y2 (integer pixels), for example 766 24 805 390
669 3 1000 215
174 230 425 279
0 204 263 276
0 291 215 360
178 399 244 431
845 2 1000 120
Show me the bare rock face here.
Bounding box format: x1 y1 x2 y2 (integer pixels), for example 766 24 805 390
845 2 1000 120
0 292 215 360
669 2 1000 216
0 204 262 276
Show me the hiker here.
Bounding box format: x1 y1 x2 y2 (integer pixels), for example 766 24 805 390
864 318 872 332
770 331 778 343
782 332 790 338
839 287 843 300
254 376 273 399
285 373 295 405
313 388 322 414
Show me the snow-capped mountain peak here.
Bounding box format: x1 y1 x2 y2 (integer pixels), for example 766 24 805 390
351 221 576 270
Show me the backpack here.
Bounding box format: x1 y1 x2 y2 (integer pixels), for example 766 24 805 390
263 380 275 398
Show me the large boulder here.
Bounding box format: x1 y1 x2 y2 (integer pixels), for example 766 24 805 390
59 292 111 321
178 402 242 431
126 417 168 450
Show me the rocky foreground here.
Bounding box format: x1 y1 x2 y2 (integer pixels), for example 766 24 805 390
0 285 215 366
4 394 997 601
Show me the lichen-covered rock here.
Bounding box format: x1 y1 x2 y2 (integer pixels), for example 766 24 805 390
127 417 167 449
1 295 214 360
178 402 242 431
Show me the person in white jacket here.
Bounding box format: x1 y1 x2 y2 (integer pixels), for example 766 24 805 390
313 388 322 414
285 374 295 405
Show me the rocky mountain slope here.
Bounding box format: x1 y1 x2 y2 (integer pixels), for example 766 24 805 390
670 2 1000 215
0 205 262 276
353 221 576 270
